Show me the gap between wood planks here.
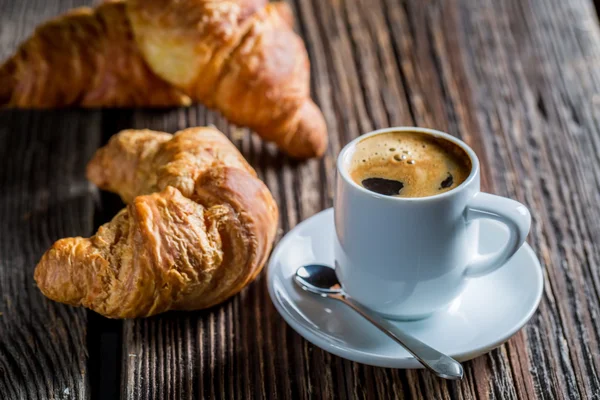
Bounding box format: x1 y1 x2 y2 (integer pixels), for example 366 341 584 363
86 110 134 400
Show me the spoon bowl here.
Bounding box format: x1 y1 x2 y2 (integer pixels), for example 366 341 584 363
295 264 342 295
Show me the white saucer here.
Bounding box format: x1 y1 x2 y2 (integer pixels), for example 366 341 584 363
267 208 544 368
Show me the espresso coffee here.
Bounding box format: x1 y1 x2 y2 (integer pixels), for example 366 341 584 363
349 131 471 198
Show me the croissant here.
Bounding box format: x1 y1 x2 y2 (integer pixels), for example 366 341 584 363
0 2 191 107
0 0 328 159
34 127 278 318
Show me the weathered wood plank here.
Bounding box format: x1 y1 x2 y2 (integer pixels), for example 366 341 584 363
0 110 101 399
0 3 122 400
456 0 600 398
0 5 101 399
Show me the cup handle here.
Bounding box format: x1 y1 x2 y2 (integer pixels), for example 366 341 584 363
463 192 531 278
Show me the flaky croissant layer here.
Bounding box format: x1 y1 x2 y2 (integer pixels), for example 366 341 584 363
1 0 328 158
34 127 278 318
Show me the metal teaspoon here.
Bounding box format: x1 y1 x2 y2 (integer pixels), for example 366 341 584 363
294 264 463 380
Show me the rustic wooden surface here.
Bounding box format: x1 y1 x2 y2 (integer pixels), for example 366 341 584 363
1 0 600 399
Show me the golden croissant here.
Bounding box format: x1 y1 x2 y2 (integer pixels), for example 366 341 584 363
0 0 327 159
34 127 278 318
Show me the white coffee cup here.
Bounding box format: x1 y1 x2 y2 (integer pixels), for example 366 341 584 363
334 127 531 320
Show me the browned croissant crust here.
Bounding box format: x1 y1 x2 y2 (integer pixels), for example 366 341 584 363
0 2 191 107
0 0 328 159
127 0 327 158
34 127 278 318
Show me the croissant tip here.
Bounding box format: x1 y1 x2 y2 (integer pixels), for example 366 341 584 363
283 101 328 159
35 238 89 307
292 135 328 159
86 150 108 188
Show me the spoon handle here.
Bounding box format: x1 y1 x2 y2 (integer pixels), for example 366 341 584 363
332 293 463 380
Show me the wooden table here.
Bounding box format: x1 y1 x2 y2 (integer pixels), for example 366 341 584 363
1 0 600 399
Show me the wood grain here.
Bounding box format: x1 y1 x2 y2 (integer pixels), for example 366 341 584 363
0 0 599 399
0 110 101 400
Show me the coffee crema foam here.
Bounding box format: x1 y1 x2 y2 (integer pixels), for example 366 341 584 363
349 131 472 198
